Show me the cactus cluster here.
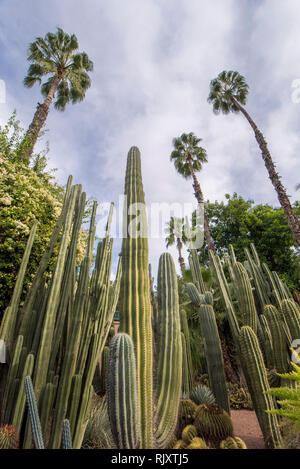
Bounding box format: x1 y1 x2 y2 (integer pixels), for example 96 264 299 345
0 176 121 449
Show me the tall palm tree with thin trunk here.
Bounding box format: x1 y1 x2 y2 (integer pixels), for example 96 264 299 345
170 132 216 253
208 70 300 246
165 217 187 274
22 28 93 161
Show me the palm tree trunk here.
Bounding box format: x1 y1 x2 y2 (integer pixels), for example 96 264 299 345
21 74 62 162
232 97 300 246
176 237 186 275
187 159 216 253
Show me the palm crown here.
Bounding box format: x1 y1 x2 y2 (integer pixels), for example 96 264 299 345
165 217 187 247
208 70 249 114
170 132 207 179
24 28 93 111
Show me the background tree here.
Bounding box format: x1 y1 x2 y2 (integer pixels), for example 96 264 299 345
201 193 300 291
208 70 300 247
0 113 87 314
170 132 216 253
165 217 187 275
22 27 93 161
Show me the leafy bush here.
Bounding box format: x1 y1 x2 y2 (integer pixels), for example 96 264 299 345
0 113 86 313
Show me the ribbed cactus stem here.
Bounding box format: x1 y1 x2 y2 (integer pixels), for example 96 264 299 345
24 376 44 449
280 299 300 342
155 253 182 448
239 326 282 448
0 221 37 346
62 419 72 449
232 261 258 333
263 305 290 374
107 333 139 449
119 147 153 448
198 303 230 413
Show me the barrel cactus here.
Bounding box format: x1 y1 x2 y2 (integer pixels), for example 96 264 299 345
194 403 233 446
187 437 209 449
0 425 19 449
220 436 247 449
177 399 197 437
181 425 197 445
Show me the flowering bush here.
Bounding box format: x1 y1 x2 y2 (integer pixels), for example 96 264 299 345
0 113 87 313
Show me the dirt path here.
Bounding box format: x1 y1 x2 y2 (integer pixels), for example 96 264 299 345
231 410 265 449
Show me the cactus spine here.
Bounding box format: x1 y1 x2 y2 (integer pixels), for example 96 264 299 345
119 147 153 448
107 333 139 449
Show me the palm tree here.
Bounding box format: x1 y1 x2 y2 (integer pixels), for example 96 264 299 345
208 70 300 247
170 132 216 253
22 28 93 161
165 217 187 274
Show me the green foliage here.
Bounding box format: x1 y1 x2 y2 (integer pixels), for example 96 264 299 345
204 193 300 290
265 363 300 431
0 113 88 314
189 385 216 406
226 383 253 410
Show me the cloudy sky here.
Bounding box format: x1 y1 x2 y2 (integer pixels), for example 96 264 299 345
0 0 299 277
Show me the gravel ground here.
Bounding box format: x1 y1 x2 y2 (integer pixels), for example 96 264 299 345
231 410 265 449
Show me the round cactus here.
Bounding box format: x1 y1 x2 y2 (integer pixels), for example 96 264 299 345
220 436 247 449
177 399 197 437
0 425 19 449
194 403 233 446
187 437 208 449
181 425 197 445
190 385 216 406
173 439 187 449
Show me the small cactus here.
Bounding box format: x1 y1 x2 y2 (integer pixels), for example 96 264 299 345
173 439 187 449
177 399 197 437
220 436 247 449
187 437 208 449
181 425 197 445
0 425 19 449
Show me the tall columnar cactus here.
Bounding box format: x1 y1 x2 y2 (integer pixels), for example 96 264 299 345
239 326 282 448
280 299 300 342
119 147 153 448
107 333 139 449
186 283 230 414
180 310 194 395
155 253 182 448
232 261 258 333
